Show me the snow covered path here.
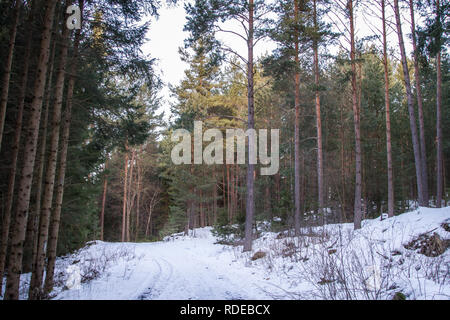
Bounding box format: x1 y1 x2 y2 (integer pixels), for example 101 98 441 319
50 207 450 300
55 229 275 300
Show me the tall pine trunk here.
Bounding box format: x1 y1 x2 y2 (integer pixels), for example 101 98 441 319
0 0 21 152
243 0 255 252
0 0 33 293
294 0 302 236
213 171 218 224
100 161 108 241
436 0 443 207
29 10 71 298
122 148 129 242
382 0 394 218
313 0 324 219
25 40 57 278
135 151 142 241
4 0 57 300
43 8 83 293
227 164 230 222
409 0 429 205
126 149 136 242
348 0 362 230
393 0 424 207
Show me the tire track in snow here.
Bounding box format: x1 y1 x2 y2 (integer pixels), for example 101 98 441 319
138 252 253 300
137 257 173 300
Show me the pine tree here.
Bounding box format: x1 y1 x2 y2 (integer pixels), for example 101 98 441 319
0 0 21 152
393 0 425 207
381 0 394 217
4 0 58 300
0 0 35 293
30 1 72 299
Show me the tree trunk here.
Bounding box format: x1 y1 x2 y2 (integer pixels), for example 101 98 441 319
0 0 35 293
200 190 204 227
0 0 21 153
145 208 152 237
135 150 142 241
43 12 83 294
43 8 84 292
409 0 429 205
313 0 324 219
232 165 236 223
227 164 230 223
294 0 302 236
393 0 425 207
122 148 129 242
100 160 108 241
348 0 362 230
436 0 443 207
4 0 57 300
243 0 255 252
25 39 57 280
264 178 271 216
213 171 218 224
382 0 394 218
29 10 71 299
235 164 239 217
340 102 347 222
275 172 280 204
127 149 136 242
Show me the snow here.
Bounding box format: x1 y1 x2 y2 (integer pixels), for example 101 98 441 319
4 206 450 300
53 228 274 300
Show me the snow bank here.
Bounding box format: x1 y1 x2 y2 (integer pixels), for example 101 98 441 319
4 206 448 300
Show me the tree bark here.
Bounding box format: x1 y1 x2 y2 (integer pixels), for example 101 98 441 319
313 0 324 219
348 0 362 230
381 0 394 218
213 171 218 224
4 0 57 300
25 39 57 279
200 190 204 227
0 0 34 293
393 0 425 207
43 6 84 293
243 0 255 252
29 9 71 298
0 0 21 153
409 0 429 205
436 0 443 207
340 101 347 222
227 164 231 222
126 149 136 242
294 0 302 236
100 160 108 241
122 148 129 242
44 0 84 294
235 164 239 217
135 151 142 241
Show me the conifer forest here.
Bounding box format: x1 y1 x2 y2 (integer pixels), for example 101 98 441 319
0 0 449 301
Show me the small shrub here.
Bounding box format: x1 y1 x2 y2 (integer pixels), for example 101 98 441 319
251 251 267 261
392 292 406 300
404 232 449 257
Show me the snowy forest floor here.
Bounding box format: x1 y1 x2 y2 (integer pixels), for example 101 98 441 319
4 207 450 300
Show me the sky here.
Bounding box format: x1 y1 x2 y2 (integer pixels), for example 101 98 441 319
141 1 276 122
141 3 189 122
142 0 417 122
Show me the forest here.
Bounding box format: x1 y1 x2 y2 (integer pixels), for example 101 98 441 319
0 0 448 300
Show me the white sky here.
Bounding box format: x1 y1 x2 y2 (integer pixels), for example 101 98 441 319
142 0 417 121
